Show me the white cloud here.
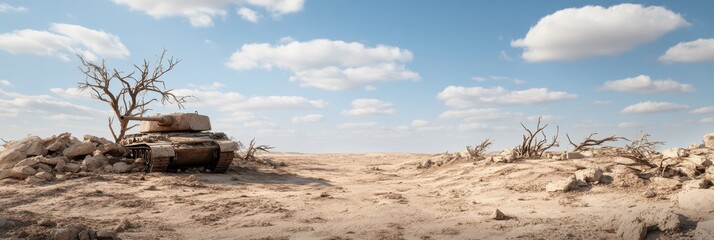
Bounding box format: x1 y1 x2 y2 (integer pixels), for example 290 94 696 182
292 114 324 124
618 122 640 128
471 75 525 84
226 39 420 91
342 98 395 116
701 118 714 124
0 3 27 12
411 120 429 127
50 87 94 100
458 122 490 131
0 23 129 61
227 111 277 129
593 100 612 105
512 4 689 61
112 0 304 27
0 88 103 120
439 108 521 121
601 75 694 93
499 50 513 61
621 101 688 114
237 7 260 22
173 88 325 111
437 86 576 108
242 96 327 110
659 38 714 62
44 114 93 121
339 122 380 129
0 79 11 87
691 106 714 114
527 115 562 122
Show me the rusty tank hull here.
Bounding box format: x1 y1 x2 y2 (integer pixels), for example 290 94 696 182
120 113 238 173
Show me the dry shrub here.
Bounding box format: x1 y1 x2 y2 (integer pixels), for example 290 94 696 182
515 117 559 158
566 133 628 152
623 132 663 168
466 138 493 160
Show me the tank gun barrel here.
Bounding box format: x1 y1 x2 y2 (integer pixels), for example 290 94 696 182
120 115 174 126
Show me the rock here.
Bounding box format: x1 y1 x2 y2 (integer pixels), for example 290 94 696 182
96 230 117 239
51 228 74 240
82 155 106 171
84 135 112 145
63 142 97 159
56 174 69 181
103 164 114 173
566 152 585 160
612 206 681 240
417 159 433 169
14 156 42 168
78 229 91 240
678 189 714 212
54 158 66 172
43 132 73 152
650 177 682 192
611 165 644 188
695 220 714 240
25 175 45 185
683 179 711 191
574 168 603 183
0 216 6 228
491 209 507 220
1 166 38 180
643 190 656 198
35 171 54 181
662 148 688 158
0 149 26 169
113 162 132 173
99 143 124 157
3 136 46 157
704 133 714 148
706 166 714 181
546 176 576 192
63 162 81 173
38 218 56 227
35 163 53 173
687 155 712 168
133 158 145 166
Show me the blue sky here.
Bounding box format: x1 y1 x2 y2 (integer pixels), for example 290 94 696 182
1 1 712 152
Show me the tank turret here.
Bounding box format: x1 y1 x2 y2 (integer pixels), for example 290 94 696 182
120 113 211 133
120 112 237 173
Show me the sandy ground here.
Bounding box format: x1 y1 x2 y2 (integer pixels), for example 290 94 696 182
1 152 711 239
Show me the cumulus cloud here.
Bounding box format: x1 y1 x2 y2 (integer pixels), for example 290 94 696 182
342 99 395 116
0 23 129 61
458 122 490 131
411 120 429 127
112 0 304 27
242 96 327 110
0 79 11 87
338 122 380 129
0 88 103 120
292 114 324 124
659 38 714 62
621 101 688 113
691 106 714 114
437 86 576 108
512 4 689 61
439 108 521 121
237 7 260 22
172 88 325 111
618 122 641 128
50 87 94 99
226 39 420 91
527 115 562 122
601 75 694 93
701 118 714 124
0 3 27 12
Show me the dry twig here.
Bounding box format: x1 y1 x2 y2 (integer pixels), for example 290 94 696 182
623 133 663 168
466 138 493 160
566 133 628 152
515 117 559 158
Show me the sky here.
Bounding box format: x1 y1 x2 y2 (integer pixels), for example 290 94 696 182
0 0 713 153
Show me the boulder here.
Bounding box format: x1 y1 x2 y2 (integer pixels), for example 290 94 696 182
40 156 61 165
102 164 113 173
63 162 81 173
3 136 46 157
662 148 688 159
82 155 106 171
35 172 54 181
650 177 682 192
14 156 42 168
43 133 73 152
490 209 507 220
63 143 97 159
35 163 53 173
113 162 132 173
574 168 603 183
54 158 66 172
678 189 714 212
687 155 712 168
99 143 124 157
0 149 26 169
84 135 112 145
0 166 37 180
695 220 714 240
417 159 433 169
704 133 714 148
25 175 45 185
610 165 644 188
682 179 711 191
546 176 577 192
610 206 681 240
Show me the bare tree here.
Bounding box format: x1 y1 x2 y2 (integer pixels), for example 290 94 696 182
623 132 664 168
515 117 559 158
566 133 628 152
238 139 275 161
466 138 493 160
77 49 190 143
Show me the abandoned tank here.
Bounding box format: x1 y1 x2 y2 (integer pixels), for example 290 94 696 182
120 113 239 173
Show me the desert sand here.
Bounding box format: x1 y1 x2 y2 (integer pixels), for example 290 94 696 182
2 149 714 239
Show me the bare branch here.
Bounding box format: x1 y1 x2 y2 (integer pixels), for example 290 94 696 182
566 133 627 152
515 116 559 159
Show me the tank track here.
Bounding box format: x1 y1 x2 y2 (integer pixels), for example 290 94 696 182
212 152 234 173
149 156 170 172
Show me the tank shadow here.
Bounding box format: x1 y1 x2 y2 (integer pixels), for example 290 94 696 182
200 167 332 186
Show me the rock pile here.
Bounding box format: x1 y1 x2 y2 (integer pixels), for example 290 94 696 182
0 133 142 185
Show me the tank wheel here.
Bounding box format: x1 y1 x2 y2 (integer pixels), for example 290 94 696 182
149 157 170 172
212 152 234 173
